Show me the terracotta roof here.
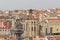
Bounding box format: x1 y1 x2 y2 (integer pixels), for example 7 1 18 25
0 34 9 38
47 17 60 20
11 37 17 40
54 35 60 40
39 35 45 38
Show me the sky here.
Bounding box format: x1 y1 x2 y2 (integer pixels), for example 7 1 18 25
0 0 60 10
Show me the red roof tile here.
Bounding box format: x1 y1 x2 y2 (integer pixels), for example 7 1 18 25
47 18 60 20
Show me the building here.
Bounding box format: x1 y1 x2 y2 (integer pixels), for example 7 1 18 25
47 17 60 35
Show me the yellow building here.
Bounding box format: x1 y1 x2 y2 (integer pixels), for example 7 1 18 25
12 18 39 40
47 17 60 35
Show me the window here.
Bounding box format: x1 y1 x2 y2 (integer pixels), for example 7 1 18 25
31 21 33 23
50 27 53 35
34 21 35 23
34 27 36 31
39 25 42 30
57 29 58 31
3 30 4 31
31 27 33 31
39 25 42 35
5 30 6 31
31 27 36 31
0 30 1 31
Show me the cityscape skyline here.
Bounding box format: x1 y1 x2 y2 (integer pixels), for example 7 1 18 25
0 0 60 10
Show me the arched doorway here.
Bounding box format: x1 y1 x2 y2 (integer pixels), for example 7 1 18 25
39 25 42 36
50 27 53 35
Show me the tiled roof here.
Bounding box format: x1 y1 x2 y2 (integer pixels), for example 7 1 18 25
47 17 60 20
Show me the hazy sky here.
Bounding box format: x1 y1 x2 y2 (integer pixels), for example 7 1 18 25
0 0 60 10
